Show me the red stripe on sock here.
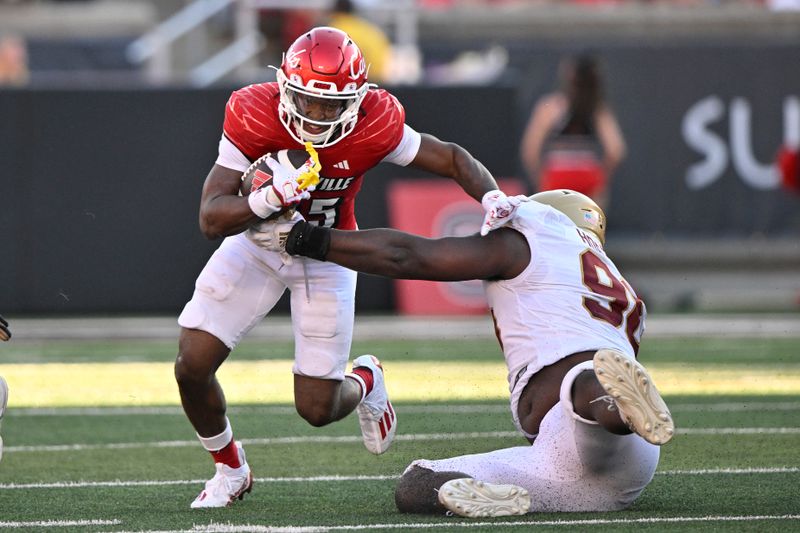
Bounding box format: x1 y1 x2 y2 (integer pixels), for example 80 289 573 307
351 366 375 397
211 439 241 468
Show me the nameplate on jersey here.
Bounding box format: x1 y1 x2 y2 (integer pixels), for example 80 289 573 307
576 228 603 253
316 176 355 192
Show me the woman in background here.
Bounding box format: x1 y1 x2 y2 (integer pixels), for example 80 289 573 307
520 53 625 211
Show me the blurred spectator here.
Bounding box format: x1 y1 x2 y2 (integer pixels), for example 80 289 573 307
258 9 317 67
767 0 800 10
0 34 29 87
326 0 392 83
425 45 508 86
520 53 625 211
776 144 800 193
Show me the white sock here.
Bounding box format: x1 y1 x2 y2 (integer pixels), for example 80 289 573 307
197 417 233 452
345 373 367 402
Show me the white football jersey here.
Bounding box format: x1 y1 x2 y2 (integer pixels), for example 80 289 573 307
485 201 646 392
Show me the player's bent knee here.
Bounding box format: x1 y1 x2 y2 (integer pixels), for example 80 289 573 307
174 329 230 385
174 354 206 384
294 401 336 427
173 355 219 393
395 467 432 514
293 375 342 426
395 466 468 514
394 483 418 513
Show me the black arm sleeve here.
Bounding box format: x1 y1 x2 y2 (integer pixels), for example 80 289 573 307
285 221 331 261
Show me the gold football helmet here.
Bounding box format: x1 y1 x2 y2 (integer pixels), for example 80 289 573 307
531 189 606 245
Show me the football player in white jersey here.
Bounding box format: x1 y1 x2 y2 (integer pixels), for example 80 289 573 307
270 189 674 517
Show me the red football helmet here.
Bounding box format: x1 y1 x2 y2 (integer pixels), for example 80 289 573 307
276 26 371 148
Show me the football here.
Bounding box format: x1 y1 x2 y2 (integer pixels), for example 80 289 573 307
240 148 314 196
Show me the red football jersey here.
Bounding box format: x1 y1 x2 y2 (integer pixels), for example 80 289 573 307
223 83 406 230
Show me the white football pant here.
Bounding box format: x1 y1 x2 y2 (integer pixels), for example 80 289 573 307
179 233 357 380
406 361 660 512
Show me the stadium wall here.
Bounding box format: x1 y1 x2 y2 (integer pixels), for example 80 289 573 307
1 42 798 315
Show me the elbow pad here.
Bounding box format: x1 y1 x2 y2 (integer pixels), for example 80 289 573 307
285 221 331 261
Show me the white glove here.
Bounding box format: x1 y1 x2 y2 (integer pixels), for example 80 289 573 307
480 190 529 236
246 210 305 264
247 155 320 219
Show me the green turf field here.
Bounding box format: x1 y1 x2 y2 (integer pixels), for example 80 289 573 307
0 334 798 532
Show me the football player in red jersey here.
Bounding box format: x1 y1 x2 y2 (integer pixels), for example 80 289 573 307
175 26 525 508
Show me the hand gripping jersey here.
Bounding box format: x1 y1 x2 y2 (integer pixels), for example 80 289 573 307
485 200 646 392
222 82 406 230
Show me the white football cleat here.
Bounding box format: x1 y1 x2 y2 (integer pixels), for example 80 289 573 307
593 349 675 445
438 478 530 518
353 355 396 455
190 442 253 508
0 375 7 462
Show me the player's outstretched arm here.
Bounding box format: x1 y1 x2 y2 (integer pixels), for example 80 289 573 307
410 134 526 234
286 223 530 282
0 314 10 341
410 134 498 202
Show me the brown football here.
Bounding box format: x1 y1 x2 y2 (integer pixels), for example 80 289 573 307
240 149 311 196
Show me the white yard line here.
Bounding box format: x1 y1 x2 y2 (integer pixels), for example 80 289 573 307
0 475 397 490
680 428 800 435
664 401 800 412
1 467 798 491
8 314 800 341
3 427 799 454
660 467 800 475
99 514 800 532
0 519 121 528
9 401 800 417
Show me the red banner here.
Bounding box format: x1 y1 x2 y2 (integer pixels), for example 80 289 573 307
387 179 526 315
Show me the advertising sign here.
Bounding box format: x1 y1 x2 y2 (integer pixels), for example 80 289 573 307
388 179 526 315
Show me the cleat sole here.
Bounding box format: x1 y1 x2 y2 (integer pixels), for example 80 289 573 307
438 478 530 518
593 349 675 445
